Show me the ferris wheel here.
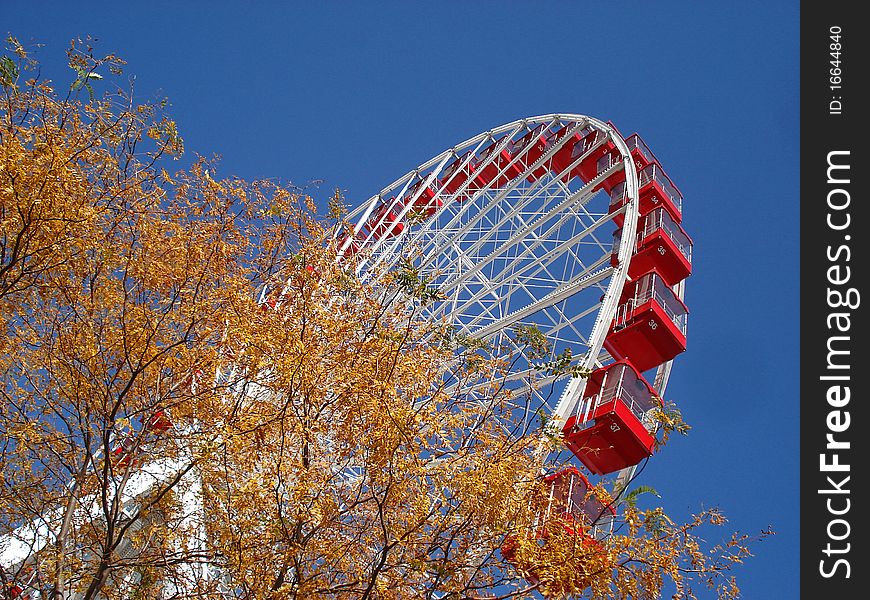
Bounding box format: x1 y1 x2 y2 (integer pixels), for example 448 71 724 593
336 113 692 483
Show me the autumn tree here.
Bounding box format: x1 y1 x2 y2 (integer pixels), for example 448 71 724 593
1 38 767 600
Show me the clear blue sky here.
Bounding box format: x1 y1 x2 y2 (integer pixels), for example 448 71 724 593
7 2 800 597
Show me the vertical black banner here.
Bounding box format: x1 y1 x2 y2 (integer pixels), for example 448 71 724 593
801 2 867 596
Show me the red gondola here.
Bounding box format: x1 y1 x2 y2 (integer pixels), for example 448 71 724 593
336 233 362 260
146 410 173 434
405 178 443 218
611 207 693 287
609 161 683 226
625 133 658 172
364 201 405 240
502 467 614 584
562 361 660 475
589 148 626 194
604 271 688 373
545 124 587 180
112 435 138 469
508 123 549 182
568 128 618 185
476 136 523 188
440 150 481 200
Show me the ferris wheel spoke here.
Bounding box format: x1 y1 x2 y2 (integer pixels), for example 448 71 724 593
424 195 604 308
465 265 613 340
436 233 614 330
415 181 552 273
540 301 604 350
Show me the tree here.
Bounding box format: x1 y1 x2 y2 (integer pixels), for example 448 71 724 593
1 38 769 600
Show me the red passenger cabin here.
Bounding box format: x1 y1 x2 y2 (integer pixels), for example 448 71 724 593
336 233 362 260
440 150 481 200
502 467 614 583
604 271 688 373
7 566 40 599
364 201 405 240
625 133 658 172
612 207 693 287
146 410 173 434
545 124 586 179
508 124 549 182
568 128 618 186
590 148 625 194
562 361 659 475
583 132 666 196
609 161 683 227
405 178 443 219
111 434 138 469
476 136 523 188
